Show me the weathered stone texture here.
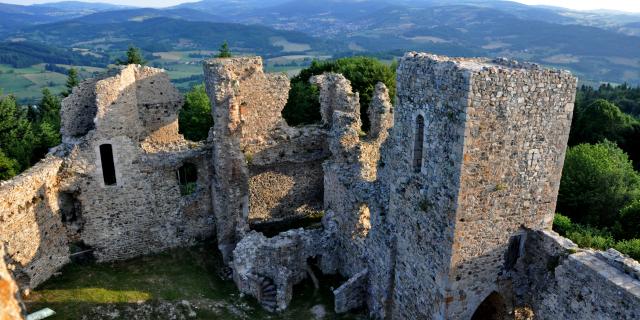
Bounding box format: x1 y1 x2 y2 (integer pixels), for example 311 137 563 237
517 231 640 320
0 157 68 288
0 246 24 320
231 228 323 311
61 65 214 262
333 269 368 313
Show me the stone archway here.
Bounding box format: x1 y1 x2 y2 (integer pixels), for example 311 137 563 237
471 291 508 320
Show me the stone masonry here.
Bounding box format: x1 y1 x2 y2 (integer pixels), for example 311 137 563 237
0 53 638 320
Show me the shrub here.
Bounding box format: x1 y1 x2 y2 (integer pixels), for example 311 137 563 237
614 239 640 260
553 213 573 235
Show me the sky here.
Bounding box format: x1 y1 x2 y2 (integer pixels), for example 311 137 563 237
2 0 640 13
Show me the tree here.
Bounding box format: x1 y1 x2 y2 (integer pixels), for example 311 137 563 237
31 89 61 162
63 68 80 97
0 94 38 174
216 41 232 58
116 46 146 65
569 99 637 146
178 84 213 141
620 200 640 239
282 57 396 130
557 141 640 227
0 150 18 180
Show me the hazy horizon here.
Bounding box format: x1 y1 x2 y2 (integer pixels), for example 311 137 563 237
1 0 640 13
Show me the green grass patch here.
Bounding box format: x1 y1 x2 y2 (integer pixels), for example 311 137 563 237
25 241 365 320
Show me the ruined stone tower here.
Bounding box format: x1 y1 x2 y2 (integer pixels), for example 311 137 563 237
368 53 577 319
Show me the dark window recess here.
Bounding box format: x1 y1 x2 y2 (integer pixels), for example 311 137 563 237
99 144 117 186
177 163 198 196
413 115 425 172
504 234 523 270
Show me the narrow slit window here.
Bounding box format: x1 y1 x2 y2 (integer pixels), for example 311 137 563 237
99 144 117 186
413 115 425 173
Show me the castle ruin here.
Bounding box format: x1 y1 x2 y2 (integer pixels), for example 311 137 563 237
1 53 639 319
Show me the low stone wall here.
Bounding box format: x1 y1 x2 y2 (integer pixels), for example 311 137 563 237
518 231 640 320
0 157 69 288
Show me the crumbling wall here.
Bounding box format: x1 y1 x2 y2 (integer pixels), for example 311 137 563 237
0 157 68 289
231 229 324 311
62 65 215 262
516 231 640 319
1 246 25 320
203 57 328 261
247 125 328 224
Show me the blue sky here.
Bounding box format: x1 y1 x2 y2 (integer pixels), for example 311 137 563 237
3 0 640 13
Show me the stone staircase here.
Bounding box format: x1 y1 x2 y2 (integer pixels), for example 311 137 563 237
258 276 277 312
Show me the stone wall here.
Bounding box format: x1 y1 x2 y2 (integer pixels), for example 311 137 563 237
203 57 329 260
61 65 214 262
0 157 68 288
1 246 25 320
516 231 640 320
446 55 577 319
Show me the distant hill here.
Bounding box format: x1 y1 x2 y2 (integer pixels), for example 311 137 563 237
0 1 132 35
15 15 342 55
0 40 108 68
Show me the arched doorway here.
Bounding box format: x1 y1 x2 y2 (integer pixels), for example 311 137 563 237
471 291 508 320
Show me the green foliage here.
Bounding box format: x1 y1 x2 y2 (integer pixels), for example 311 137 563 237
558 141 640 227
178 84 213 141
553 213 573 235
614 239 640 261
0 150 19 180
569 99 638 146
116 46 146 66
0 94 38 175
620 200 640 239
63 68 79 97
216 41 232 58
553 214 640 260
282 57 396 130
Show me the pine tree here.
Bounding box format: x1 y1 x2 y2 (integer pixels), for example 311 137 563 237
63 68 79 97
216 41 232 58
116 46 146 65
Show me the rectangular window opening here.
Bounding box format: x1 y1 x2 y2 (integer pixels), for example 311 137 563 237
99 144 117 186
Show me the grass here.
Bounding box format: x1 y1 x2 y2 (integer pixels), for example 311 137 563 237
25 241 365 320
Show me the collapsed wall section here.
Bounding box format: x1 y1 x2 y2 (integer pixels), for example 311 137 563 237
203 57 328 261
0 157 68 289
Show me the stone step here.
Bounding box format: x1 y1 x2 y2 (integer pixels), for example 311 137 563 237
262 284 275 292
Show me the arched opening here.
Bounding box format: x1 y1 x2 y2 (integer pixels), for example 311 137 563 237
177 163 198 196
413 115 425 173
99 144 117 186
471 292 508 320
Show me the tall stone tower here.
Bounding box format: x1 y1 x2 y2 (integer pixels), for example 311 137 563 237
372 53 577 319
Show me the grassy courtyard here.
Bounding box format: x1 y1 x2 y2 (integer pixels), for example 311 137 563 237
25 241 364 320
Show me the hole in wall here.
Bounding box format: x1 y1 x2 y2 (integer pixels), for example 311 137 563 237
471 291 508 320
177 163 198 196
